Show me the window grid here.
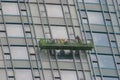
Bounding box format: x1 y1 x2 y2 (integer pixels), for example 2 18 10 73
77 0 120 80
0 0 16 80
76 0 96 80
100 0 120 79
1 0 120 80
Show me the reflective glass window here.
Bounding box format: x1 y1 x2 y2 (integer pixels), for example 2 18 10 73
92 33 109 46
78 0 99 3
87 12 104 24
116 35 120 47
30 4 39 16
70 6 77 18
2 3 19 15
100 0 106 4
15 69 33 80
46 5 63 17
34 25 44 38
84 0 99 3
111 13 118 26
98 55 115 68
44 70 53 80
61 71 77 80
103 77 118 80
105 0 113 5
0 70 7 80
6 24 24 37
10 47 28 59
51 26 68 39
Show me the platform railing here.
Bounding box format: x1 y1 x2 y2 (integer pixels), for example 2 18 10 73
39 38 94 50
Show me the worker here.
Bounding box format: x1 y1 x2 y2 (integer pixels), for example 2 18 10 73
75 35 81 43
58 39 63 44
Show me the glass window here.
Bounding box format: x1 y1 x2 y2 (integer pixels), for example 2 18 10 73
7 69 14 76
111 13 118 26
61 71 77 80
111 41 117 47
86 32 92 39
78 71 84 80
116 35 120 47
96 77 102 80
117 64 120 69
39 5 46 17
51 26 68 39
10 47 28 59
44 70 53 80
98 55 115 68
6 24 24 37
0 24 5 31
85 72 91 80
78 0 99 3
106 0 113 5
46 5 63 17
91 54 97 61
100 0 106 4
70 6 77 18
87 12 104 24
93 62 98 67
30 4 39 16
2 3 19 15
84 0 99 3
92 33 109 46
0 70 7 80
15 69 33 80
118 0 120 4
82 18 88 23
103 77 118 80
63 6 70 18
115 56 120 63
34 25 44 38
0 32 6 37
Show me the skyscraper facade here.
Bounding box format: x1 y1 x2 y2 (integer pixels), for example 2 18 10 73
76 0 120 80
0 0 119 80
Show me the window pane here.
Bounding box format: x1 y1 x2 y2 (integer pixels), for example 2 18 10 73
87 12 104 24
10 47 28 59
84 0 99 3
92 33 109 46
70 6 77 18
106 0 113 4
6 25 24 37
2 3 19 15
15 69 33 80
51 26 68 39
61 71 77 80
85 72 91 80
116 35 120 47
111 13 118 26
44 70 53 80
0 70 7 80
103 77 118 80
34 25 44 38
30 4 39 16
78 0 99 3
46 5 63 17
100 0 106 4
98 55 115 68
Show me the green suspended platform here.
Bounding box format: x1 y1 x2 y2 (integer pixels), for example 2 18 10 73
39 39 94 50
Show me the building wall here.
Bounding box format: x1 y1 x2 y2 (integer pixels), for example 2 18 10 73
77 0 120 80
0 0 92 80
0 0 120 80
